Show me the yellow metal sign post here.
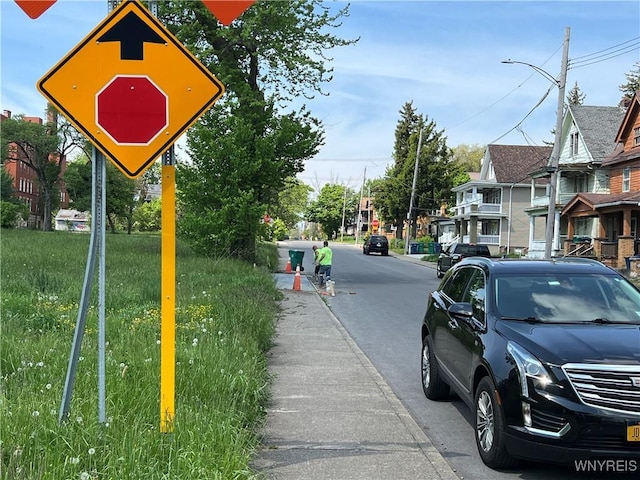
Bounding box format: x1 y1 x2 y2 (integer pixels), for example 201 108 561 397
39 0 225 433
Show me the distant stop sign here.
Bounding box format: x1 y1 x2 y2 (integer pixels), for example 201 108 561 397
97 76 167 144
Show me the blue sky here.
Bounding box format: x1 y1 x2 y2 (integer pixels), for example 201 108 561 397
1 0 639 190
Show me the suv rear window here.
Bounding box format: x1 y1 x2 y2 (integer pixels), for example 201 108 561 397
369 236 388 243
453 244 489 255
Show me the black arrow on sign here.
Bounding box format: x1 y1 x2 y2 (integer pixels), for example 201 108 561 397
97 11 165 60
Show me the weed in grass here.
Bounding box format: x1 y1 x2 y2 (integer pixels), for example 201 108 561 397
1 229 279 479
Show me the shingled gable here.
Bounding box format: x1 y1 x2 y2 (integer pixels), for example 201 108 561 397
569 105 626 165
484 144 552 184
602 91 640 166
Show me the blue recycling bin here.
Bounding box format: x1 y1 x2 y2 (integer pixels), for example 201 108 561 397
410 242 420 254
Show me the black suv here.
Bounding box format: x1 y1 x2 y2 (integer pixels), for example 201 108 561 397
363 235 389 256
436 242 491 278
421 257 640 469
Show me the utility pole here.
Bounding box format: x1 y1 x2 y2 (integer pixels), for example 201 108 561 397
355 167 366 245
545 27 570 259
404 126 423 254
502 27 570 259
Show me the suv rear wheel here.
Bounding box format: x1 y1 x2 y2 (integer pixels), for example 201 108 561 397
421 335 449 400
436 261 444 278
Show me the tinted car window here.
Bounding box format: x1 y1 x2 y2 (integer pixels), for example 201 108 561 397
464 269 486 323
441 267 474 302
495 273 640 323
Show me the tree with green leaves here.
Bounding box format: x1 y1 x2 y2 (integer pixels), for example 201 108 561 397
1 111 60 231
159 1 357 262
306 183 357 239
64 158 136 233
272 177 313 230
451 144 484 172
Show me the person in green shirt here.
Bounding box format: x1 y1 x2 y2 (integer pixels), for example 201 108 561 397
317 240 333 286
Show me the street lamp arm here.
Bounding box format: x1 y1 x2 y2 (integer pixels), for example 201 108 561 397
501 59 561 86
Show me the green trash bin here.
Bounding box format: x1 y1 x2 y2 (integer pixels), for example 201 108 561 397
417 242 425 254
288 250 305 271
426 242 435 254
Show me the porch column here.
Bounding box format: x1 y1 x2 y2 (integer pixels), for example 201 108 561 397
469 216 478 243
598 214 606 238
623 208 632 236
566 216 574 240
528 215 535 252
552 210 561 253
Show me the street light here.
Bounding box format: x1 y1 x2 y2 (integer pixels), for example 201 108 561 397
502 26 570 259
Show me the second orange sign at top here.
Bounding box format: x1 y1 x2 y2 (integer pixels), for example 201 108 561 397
37 0 225 178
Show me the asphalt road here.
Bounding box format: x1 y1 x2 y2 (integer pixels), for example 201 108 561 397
286 240 620 480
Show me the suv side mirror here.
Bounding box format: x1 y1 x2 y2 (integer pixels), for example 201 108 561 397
448 302 473 319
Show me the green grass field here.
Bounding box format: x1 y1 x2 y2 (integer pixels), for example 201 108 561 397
1 229 280 479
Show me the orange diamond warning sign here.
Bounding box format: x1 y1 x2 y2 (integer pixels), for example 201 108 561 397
37 0 225 178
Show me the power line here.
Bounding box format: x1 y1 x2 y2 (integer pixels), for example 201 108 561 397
570 36 639 62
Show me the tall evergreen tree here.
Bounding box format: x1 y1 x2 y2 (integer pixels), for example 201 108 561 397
566 81 586 106
619 60 640 108
375 103 462 240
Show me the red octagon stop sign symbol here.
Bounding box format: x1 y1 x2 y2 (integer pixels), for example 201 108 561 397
97 76 168 145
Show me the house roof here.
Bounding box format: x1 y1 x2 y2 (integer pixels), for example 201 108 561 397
561 191 640 215
569 105 625 164
486 144 552 184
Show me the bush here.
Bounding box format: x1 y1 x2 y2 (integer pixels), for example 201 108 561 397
0 200 25 228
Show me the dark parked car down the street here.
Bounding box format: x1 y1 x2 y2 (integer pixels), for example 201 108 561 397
363 235 389 256
421 257 640 469
436 242 491 278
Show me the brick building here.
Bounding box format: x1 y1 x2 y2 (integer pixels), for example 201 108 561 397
1 109 69 229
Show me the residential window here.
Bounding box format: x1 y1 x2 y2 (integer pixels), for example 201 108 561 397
574 218 591 237
481 219 500 235
570 132 579 155
482 189 500 204
573 173 587 193
623 167 631 192
634 127 640 147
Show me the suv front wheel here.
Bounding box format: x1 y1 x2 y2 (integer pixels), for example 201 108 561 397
436 261 444 278
475 377 518 469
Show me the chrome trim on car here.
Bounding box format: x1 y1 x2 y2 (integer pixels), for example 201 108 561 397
524 423 571 438
563 363 640 416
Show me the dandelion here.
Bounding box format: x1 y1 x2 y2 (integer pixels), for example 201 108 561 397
88 448 96 455
70 457 80 465
156 340 161 345
46 383 52 390
50 409 56 415
80 472 90 480
119 362 126 369
32 411 40 417
36 362 44 367
76 416 83 424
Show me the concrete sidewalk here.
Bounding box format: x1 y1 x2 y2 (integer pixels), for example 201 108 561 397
253 249 458 479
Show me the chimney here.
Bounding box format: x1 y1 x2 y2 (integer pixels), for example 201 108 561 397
2 110 11 119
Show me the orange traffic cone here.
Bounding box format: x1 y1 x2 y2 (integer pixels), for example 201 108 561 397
285 258 292 273
292 266 301 290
